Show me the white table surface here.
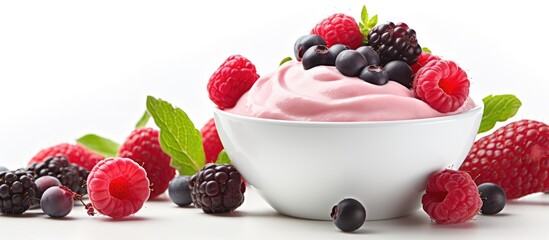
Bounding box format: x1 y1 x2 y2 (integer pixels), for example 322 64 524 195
2 187 548 240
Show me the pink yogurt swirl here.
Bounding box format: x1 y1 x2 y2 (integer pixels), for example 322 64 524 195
226 61 475 122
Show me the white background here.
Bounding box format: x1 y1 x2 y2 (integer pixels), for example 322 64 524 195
1 0 548 169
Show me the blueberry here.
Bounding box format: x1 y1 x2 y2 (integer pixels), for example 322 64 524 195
294 34 327 61
329 44 350 58
359 65 389 85
335 50 368 77
0 166 8 172
331 198 366 232
168 176 192 207
356 46 381 66
41 186 74 218
35 176 62 199
384 60 414 88
302 45 336 70
478 183 506 215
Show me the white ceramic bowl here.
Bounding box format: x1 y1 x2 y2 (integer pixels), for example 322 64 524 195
213 104 483 220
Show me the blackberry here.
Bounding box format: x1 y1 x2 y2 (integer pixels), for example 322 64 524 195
0 170 37 214
26 154 89 195
189 163 246 213
367 22 421 65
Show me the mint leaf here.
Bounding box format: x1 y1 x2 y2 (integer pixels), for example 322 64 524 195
146 96 205 175
422 47 432 53
359 5 378 45
478 94 522 133
367 14 378 29
76 134 120 157
279 56 292 66
361 5 369 24
135 111 151 128
215 150 232 165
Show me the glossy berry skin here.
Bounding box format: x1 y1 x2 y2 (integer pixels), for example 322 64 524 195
34 176 62 200
28 143 104 171
384 60 414 88
294 34 327 61
330 198 366 232
478 183 506 215
359 65 388 85
168 176 192 207
328 44 350 58
356 46 381 66
302 45 336 70
367 21 421 65
311 13 363 49
0 166 7 172
41 186 73 218
335 50 368 77
0 170 37 214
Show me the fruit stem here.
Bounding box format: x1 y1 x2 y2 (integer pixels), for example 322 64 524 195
59 186 96 216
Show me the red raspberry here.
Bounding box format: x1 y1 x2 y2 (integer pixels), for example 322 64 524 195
311 13 363 49
413 60 470 113
459 120 549 199
422 169 482 224
118 128 175 199
411 52 441 73
207 55 260 110
201 118 223 164
28 143 104 171
87 157 150 219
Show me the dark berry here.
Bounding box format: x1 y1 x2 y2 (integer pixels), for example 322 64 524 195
0 170 37 214
356 46 381 66
189 163 246 213
367 21 421 65
359 65 389 85
302 45 336 70
478 183 506 215
0 166 8 172
294 34 327 61
26 154 89 195
329 44 350 58
384 60 414 88
331 198 366 232
168 176 192 207
40 186 74 218
35 176 62 200
335 50 368 77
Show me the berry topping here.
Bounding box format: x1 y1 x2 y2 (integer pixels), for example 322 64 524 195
41 186 74 218
294 34 327 61
168 176 192 207
328 44 350 58
302 45 336 70
413 60 470 113
384 60 414 88
331 198 366 232
311 13 363 49
335 50 368 77
118 127 175 199
478 183 506 215
422 169 482 224
411 52 441 73
459 119 549 199
356 46 381 66
26 154 89 195
189 163 246 213
34 176 62 200
207 55 260 109
0 170 37 215
201 118 224 164
367 21 421 65
87 157 150 219
359 65 388 85
28 143 104 171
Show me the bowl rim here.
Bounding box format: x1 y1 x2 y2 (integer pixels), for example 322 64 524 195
214 100 484 128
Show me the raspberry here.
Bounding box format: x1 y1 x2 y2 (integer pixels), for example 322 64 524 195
189 163 246 213
26 154 89 195
87 157 150 219
422 169 482 224
311 13 363 49
28 143 104 171
411 52 441 73
207 55 260 110
459 120 549 199
367 22 421 65
118 128 175 199
201 118 223 164
413 60 470 113
0 170 37 214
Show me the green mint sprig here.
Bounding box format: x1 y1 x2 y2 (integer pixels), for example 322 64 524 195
146 96 205 175
358 5 378 45
76 134 120 157
215 150 232 165
422 47 432 53
135 111 151 128
478 94 522 133
279 56 293 66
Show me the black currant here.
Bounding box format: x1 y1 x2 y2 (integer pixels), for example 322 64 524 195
302 45 336 70
384 60 414 88
41 186 74 218
359 65 388 85
335 50 368 77
329 44 350 58
478 183 506 215
356 46 381 66
294 34 327 61
168 176 192 207
331 198 366 232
